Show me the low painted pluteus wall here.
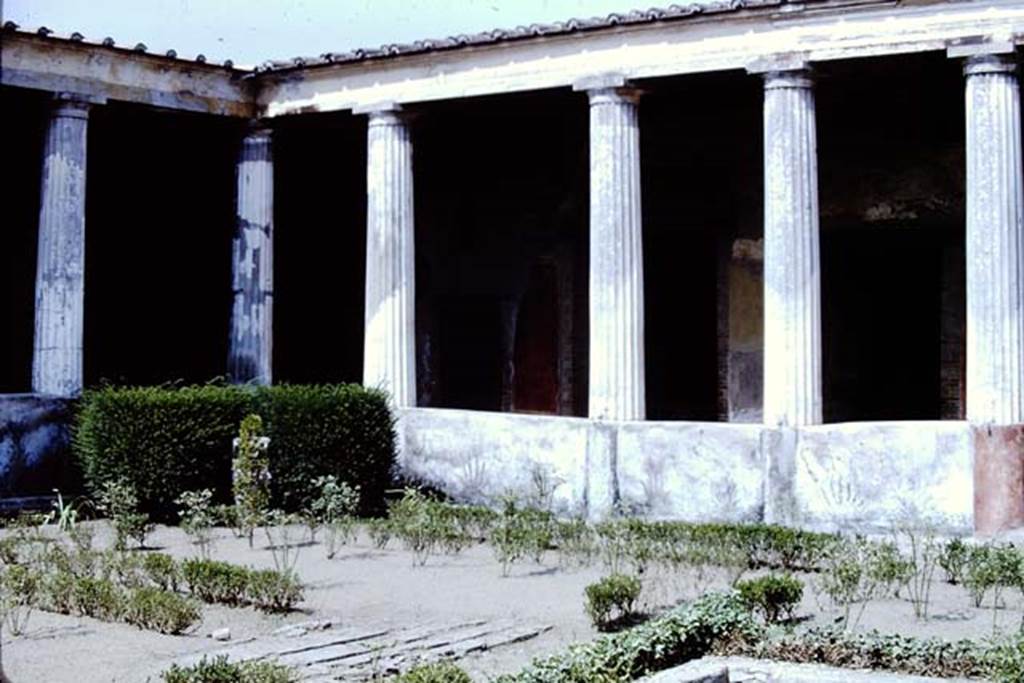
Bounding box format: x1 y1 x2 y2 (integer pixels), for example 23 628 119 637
397 408 987 534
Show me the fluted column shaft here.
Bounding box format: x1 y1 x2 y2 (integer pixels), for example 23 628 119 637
363 109 416 407
33 97 90 396
586 87 645 421
965 54 1024 424
228 126 274 385
762 69 823 426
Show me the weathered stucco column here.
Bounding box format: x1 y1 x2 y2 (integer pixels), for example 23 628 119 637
761 68 822 427
578 79 645 421
958 49 1024 534
228 124 274 385
33 95 92 396
361 105 416 407
964 52 1023 425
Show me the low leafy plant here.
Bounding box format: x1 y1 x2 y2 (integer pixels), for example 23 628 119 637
177 489 218 559
723 626 988 679
736 574 803 625
124 586 200 635
43 488 79 533
986 631 1024 683
182 558 250 606
495 592 758 683
162 655 296 683
143 553 181 592
71 575 124 620
246 568 303 612
584 573 642 631
97 478 152 550
392 660 472 683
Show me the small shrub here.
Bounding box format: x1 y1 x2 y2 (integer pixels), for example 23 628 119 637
866 541 914 599
492 497 553 575
584 574 642 631
162 655 296 683
178 489 218 559
890 514 941 620
392 661 472 683
0 564 39 635
104 550 147 589
365 518 393 549
262 510 304 576
938 537 970 585
71 575 124 620
736 574 803 624
247 569 303 612
309 475 360 559
143 553 181 592
233 414 272 547
182 558 249 605
124 586 200 635
555 518 596 568
97 478 152 550
388 489 471 567
816 536 881 629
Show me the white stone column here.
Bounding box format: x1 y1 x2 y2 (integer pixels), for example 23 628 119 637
964 53 1024 424
32 96 91 396
583 85 645 421
362 106 416 407
761 68 823 427
228 125 274 385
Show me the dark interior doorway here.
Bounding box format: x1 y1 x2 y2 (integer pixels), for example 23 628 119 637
84 103 237 386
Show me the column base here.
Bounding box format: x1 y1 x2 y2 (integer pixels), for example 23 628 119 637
973 423 1024 535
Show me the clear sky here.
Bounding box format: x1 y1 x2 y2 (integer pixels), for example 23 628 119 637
3 0 649 67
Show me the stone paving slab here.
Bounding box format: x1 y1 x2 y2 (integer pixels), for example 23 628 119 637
641 656 980 683
174 618 552 680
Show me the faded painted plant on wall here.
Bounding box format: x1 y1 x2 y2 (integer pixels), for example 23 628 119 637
232 414 271 547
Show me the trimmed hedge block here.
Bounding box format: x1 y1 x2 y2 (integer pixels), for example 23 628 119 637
75 384 395 519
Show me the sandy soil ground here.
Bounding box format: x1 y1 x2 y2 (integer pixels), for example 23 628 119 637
2 522 1019 682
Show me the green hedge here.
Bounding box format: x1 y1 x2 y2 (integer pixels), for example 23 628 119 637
75 384 396 519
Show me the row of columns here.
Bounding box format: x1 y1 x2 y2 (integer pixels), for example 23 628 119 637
28 53 1023 428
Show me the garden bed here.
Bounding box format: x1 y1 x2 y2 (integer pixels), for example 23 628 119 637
2 517 1022 681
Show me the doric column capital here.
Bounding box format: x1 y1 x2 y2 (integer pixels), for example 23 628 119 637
356 102 416 128
963 52 1018 77
762 68 814 91
573 73 643 105
586 87 643 106
243 118 274 140
50 92 100 119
